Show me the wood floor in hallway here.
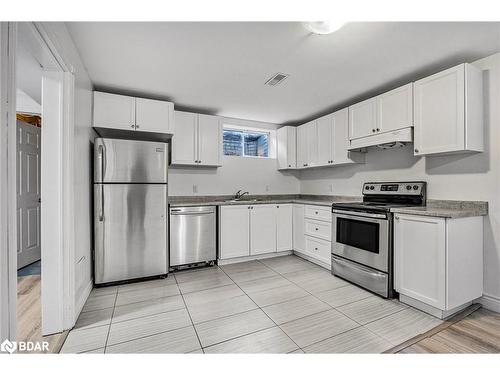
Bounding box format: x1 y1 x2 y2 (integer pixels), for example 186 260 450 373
396 308 500 353
17 275 67 353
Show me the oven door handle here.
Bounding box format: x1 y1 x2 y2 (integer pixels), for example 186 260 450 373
332 209 388 220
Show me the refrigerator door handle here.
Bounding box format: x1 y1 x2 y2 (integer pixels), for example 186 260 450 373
97 144 106 181
98 184 104 222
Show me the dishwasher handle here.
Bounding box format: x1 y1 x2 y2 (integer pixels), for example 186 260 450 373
170 206 216 215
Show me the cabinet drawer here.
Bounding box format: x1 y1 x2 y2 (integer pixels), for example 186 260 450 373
304 218 331 241
304 205 331 222
305 235 331 264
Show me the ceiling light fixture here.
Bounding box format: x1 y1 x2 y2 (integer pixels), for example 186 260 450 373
303 21 345 35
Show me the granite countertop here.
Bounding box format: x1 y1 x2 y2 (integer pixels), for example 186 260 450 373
390 200 488 218
169 194 361 208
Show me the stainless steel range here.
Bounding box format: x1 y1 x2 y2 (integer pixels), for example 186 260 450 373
331 182 426 298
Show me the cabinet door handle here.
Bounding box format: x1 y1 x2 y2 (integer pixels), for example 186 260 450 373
376 128 380 132
414 149 419 153
314 247 318 251
372 129 376 133
131 124 135 128
136 125 140 129
395 216 400 220
315 228 319 231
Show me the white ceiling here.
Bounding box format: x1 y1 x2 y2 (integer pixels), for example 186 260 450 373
67 22 500 125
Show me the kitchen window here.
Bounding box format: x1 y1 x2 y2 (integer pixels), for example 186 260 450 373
223 128 270 158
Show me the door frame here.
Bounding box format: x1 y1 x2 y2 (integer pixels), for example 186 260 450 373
0 22 76 341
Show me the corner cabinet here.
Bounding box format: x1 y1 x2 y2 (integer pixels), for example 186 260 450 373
171 111 222 167
413 63 483 156
93 91 174 135
277 126 297 170
219 204 292 260
394 213 483 319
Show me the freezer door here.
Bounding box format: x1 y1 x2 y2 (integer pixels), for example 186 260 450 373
94 183 168 284
94 138 168 183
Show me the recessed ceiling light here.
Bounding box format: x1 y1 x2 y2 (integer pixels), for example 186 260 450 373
303 21 345 35
265 73 289 86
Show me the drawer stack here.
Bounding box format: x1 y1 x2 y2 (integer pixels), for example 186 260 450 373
295 204 332 267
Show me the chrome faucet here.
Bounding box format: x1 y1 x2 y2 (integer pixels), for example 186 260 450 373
234 190 250 200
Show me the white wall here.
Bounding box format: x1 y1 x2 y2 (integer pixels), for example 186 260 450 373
40 23 95 315
299 52 500 308
169 116 300 196
16 89 40 114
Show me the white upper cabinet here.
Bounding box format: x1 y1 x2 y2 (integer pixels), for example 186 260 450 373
277 126 297 170
377 83 413 133
296 123 308 168
93 92 135 131
276 204 293 251
413 63 483 156
349 83 413 141
135 97 174 133
250 205 277 255
171 111 198 166
93 92 174 134
348 97 377 140
197 114 222 166
331 108 365 166
317 114 333 165
171 111 222 167
306 120 319 167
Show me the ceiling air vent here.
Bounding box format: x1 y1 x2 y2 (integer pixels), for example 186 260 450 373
265 73 289 86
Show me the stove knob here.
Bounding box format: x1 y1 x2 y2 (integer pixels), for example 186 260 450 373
365 186 370 190
370 186 375 190
406 185 412 190
413 185 419 190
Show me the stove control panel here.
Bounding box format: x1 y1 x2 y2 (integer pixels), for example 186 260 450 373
362 182 426 196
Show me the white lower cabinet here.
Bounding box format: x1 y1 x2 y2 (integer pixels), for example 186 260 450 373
276 205 293 251
219 204 292 260
394 213 483 318
250 205 277 255
292 204 305 253
304 236 331 265
220 205 250 259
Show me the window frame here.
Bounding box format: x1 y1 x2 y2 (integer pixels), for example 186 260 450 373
222 124 276 159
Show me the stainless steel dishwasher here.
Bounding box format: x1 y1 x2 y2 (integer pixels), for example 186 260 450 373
169 206 217 269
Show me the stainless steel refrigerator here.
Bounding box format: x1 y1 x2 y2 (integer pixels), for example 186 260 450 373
93 138 169 285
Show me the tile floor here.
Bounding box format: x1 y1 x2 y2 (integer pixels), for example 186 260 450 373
61 255 442 354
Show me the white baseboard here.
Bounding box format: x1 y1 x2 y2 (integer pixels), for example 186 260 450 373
293 251 331 271
217 251 293 265
476 293 500 313
74 280 93 323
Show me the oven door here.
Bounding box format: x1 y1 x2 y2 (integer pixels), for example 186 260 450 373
331 209 389 272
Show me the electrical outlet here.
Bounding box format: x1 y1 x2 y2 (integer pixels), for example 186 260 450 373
329 184 333 193
265 185 270 192
192 185 198 194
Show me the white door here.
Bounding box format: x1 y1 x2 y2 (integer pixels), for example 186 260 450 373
413 64 465 156
377 83 413 133
306 120 318 167
317 114 332 166
198 114 221 166
349 97 377 140
394 214 446 309
276 204 293 251
17 121 41 269
250 205 276 255
296 124 308 168
220 206 250 259
293 204 305 253
135 98 174 134
171 111 198 165
93 92 136 131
